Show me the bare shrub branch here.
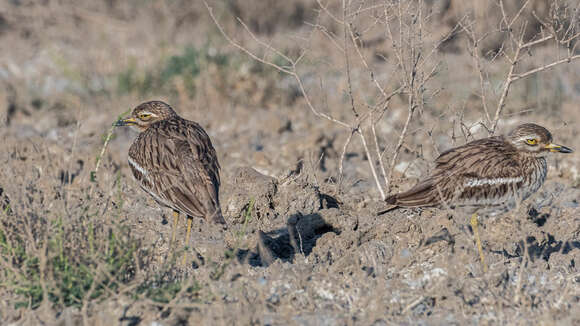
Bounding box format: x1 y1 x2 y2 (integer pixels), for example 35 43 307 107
205 0 445 198
205 1 350 129
462 0 580 134
206 0 577 199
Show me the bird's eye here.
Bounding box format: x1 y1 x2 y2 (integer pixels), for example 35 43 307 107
138 113 151 121
525 139 538 145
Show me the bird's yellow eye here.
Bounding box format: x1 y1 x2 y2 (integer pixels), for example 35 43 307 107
525 139 538 145
138 113 151 121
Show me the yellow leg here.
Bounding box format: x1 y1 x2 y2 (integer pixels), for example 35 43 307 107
170 210 180 250
470 213 488 273
182 216 193 266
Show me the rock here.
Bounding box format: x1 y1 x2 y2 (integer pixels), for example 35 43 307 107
224 166 278 224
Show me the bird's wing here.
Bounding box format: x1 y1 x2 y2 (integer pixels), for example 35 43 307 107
176 128 223 223
145 123 224 223
386 137 523 207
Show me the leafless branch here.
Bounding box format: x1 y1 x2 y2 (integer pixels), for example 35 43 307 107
337 128 356 192
485 0 580 133
371 112 389 191
490 21 527 134
511 54 580 82
388 98 416 191
205 2 351 129
343 0 359 118
358 128 386 200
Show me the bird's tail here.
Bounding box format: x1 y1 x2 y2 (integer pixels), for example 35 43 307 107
377 205 399 215
209 207 227 226
385 180 438 207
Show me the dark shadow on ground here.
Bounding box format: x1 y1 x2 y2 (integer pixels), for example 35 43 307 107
492 233 580 262
236 213 340 267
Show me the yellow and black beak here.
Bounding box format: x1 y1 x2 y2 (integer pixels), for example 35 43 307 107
114 117 137 127
545 143 573 153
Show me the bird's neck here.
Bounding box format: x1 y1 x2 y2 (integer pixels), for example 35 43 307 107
518 154 547 174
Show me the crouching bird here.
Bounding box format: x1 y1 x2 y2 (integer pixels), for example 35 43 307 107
383 123 573 272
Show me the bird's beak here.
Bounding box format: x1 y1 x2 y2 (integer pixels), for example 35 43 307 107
114 117 136 127
545 143 573 153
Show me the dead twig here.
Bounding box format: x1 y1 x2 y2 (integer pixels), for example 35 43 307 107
511 54 580 82
205 2 350 129
337 128 356 193
491 20 527 134
358 128 386 200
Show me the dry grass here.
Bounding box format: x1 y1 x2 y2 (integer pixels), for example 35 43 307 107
0 0 579 324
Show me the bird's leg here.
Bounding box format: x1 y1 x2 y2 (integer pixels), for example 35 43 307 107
170 210 180 251
182 216 193 266
470 213 488 273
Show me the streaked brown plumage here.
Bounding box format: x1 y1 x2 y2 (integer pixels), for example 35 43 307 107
385 123 573 271
386 123 572 213
116 100 225 263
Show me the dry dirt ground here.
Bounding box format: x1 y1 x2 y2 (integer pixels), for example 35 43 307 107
1 1 579 325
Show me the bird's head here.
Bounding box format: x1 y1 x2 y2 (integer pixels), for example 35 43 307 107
115 101 177 132
507 123 573 156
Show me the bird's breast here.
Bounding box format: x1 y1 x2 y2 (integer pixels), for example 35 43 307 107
518 157 547 201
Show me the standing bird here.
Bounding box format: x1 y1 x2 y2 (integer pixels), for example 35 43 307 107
384 123 573 272
115 101 225 264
